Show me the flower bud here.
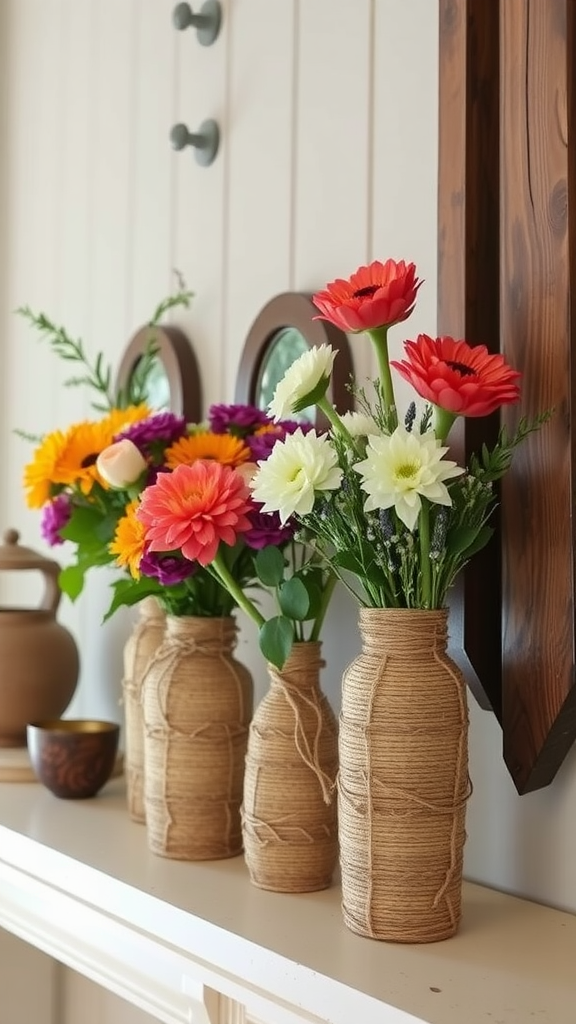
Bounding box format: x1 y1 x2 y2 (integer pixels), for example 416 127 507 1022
96 439 146 488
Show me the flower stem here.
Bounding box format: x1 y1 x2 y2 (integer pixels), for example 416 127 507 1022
316 396 357 448
309 570 337 641
419 500 431 607
211 553 266 629
433 405 457 443
368 326 396 417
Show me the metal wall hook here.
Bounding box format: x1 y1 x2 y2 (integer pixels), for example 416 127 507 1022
170 120 220 167
172 1 222 46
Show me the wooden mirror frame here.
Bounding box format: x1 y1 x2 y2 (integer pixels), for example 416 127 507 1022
234 292 355 429
116 324 202 421
438 0 576 793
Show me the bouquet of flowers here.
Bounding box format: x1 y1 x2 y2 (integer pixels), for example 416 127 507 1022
20 280 194 600
248 258 550 610
107 403 336 666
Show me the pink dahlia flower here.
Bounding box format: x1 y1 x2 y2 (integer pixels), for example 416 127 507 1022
136 460 253 566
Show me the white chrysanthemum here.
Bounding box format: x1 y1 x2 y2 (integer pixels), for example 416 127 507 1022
268 343 336 421
251 428 342 523
353 425 464 531
339 411 379 437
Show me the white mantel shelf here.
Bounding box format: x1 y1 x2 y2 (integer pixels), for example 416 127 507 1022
0 778 574 1024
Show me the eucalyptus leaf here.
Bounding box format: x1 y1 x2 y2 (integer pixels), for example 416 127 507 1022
278 577 310 620
255 545 286 587
259 616 294 669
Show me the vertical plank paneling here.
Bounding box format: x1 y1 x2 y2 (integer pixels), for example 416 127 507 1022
293 0 371 286
223 0 294 396
129 0 176 326
371 0 439 387
500 0 576 792
172 0 229 409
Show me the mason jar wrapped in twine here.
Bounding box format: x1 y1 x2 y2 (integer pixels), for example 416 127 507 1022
142 615 253 860
122 597 165 823
339 608 471 943
242 641 339 893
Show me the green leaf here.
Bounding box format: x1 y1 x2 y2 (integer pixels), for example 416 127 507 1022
58 564 88 602
278 577 311 620
103 576 164 621
255 546 286 587
259 616 294 669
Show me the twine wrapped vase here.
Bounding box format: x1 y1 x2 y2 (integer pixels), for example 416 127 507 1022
142 615 253 860
242 641 339 893
122 597 165 823
339 608 470 943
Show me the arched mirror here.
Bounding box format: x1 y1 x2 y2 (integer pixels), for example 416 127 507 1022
234 292 355 429
116 324 202 420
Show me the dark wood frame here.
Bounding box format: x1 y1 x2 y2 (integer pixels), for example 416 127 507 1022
438 0 576 793
234 292 355 429
116 324 202 421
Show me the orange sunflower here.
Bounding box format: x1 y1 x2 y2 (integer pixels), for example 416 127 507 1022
165 432 251 470
110 500 146 579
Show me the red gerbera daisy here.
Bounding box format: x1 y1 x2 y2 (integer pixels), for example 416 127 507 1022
390 334 521 417
312 258 422 333
136 460 253 566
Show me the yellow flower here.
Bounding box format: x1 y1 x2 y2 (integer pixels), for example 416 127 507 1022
23 429 69 508
165 431 250 470
23 405 152 506
105 404 151 436
110 500 146 579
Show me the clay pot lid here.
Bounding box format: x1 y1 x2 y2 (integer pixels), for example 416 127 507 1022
0 528 60 571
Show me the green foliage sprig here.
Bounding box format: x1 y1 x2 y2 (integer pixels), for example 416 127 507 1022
16 270 193 412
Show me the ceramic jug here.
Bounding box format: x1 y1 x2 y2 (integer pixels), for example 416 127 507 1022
0 529 80 746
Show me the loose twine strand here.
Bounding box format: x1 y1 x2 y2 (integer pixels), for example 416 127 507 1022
143 617 251 860
339 608 471 942
242 642 339 892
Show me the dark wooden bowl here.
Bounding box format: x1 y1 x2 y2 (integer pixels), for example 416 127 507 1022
27 719 120 799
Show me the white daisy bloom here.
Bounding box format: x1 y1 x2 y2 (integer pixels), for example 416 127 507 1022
268 343 336 421
251 428 342 523
353 425 464 531
339 411 379 438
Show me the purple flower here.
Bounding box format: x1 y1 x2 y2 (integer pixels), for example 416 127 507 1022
40 494 72 547
139 551 198 586
244 506 297 550
115 413 187 451
247 419 314 462
208 403 270 437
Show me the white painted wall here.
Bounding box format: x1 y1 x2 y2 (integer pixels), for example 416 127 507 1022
0 0 574 1019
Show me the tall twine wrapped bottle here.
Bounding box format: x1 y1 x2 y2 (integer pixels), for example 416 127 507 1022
142 615 253 860
339 608 470 943
122 597 165 823
242 641 339 893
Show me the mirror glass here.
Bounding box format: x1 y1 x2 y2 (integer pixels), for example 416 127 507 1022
255 327 313 420
133 355 172 412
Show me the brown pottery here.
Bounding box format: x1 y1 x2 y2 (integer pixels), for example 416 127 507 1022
0 529 79 746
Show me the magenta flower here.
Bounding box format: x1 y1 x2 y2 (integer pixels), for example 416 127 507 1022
244 506 297 550
139 551 198 585
208 403 270 437
40 494 72 546
115 413 187 450
247 419 314 462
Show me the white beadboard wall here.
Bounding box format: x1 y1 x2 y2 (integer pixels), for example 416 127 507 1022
0 1 575 1021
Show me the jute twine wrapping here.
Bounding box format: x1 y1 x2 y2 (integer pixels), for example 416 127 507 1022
242 641 339 893
339 608 470 943
122 597 165 824
142 615 253 860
